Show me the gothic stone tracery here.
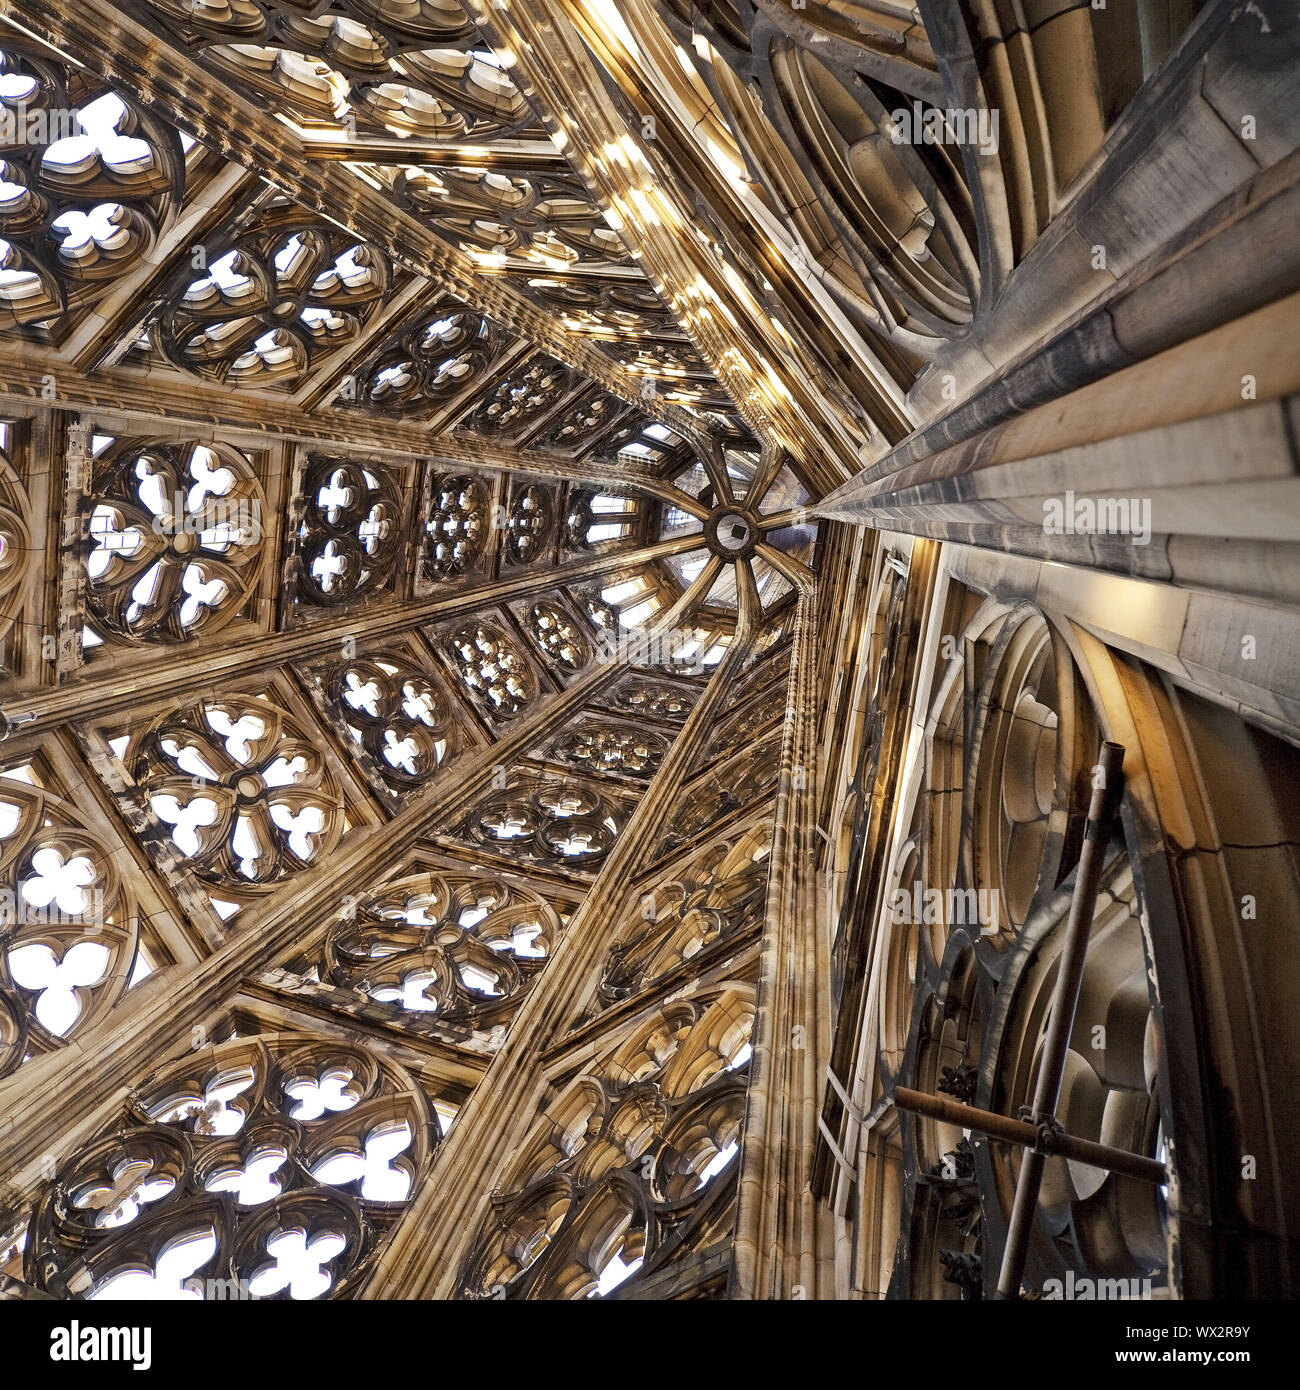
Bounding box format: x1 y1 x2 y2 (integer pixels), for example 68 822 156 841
0 0 1296 1321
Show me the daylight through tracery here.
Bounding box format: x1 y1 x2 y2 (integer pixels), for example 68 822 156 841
0 0 1296 1336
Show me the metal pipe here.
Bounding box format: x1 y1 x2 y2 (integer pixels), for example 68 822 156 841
893 1087 1167 1186
995 740 1127 1299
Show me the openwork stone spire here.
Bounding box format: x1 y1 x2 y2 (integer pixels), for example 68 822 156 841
0 0 1297 1316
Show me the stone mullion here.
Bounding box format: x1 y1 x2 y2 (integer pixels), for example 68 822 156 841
943 539 1300 762
812 541 938 1215
1 535 705 737
289 275 438 412
65 162 257 374
361 572 765 1298
810 534 875 970
814 527 872 833
0 654 629 1208
299 137 568 171
756 541 816 591
4 405 57 685
0 341 673 492
463 0 865 485
230 980 490 1096
52 417 87 684
733 577 828 1299
467 0 778 438
762 508 812 534
0 1 706 440
748 443 790 516
819 153 1300 506
656 554 724 631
